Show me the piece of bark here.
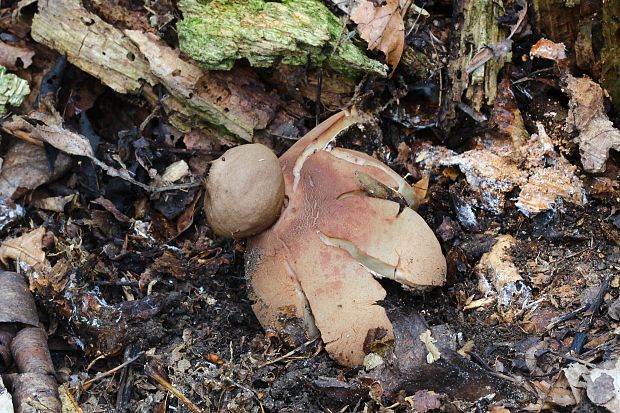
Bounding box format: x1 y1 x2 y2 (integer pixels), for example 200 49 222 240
0 271 39 327
532 0 581 48
0 273 61 413
31 0 156 94
3 373 60 413
446 0 509 113
125 30 282 142
10 329 55 376
439 0 511 129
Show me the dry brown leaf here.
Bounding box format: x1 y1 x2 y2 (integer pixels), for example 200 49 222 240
0 141 71 199
564 75 620 173
351 0 404 76
2 115 197 193
0 41 34 70
32 194 75 212
404 390 444 412
0 227 46 267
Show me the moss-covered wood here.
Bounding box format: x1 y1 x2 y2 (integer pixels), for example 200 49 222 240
176 0 387 77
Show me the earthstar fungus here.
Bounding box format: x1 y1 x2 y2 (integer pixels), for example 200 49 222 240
245 110 447 367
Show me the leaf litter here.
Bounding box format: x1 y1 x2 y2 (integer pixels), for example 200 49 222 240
0 0 619 412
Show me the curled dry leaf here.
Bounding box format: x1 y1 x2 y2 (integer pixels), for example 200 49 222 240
0 141 71 200
352 0 404 76
0 227 47 268
246 110 446 367
564 75 620 173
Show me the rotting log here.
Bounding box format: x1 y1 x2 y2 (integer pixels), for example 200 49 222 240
532 0 581 49
31 0 302 143
176 0 386 77
31 0 156 94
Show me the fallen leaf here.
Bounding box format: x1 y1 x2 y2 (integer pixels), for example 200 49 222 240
583 359 620 411
564 75 620 173
0 227 46 267
32 194 75 212
405 390 443 412
0 41 34 69
352 0 404 75
0 141 71 198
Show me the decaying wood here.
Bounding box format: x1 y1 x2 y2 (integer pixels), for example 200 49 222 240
31 0 156 94
442 0 508 127
0 271 39 327
531 0 581 48
30 0 301 143
125 30 288 142
602 1 620 106
176 0 386 77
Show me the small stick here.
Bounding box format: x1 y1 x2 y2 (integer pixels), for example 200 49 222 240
83 352 144 388
257 337 319 368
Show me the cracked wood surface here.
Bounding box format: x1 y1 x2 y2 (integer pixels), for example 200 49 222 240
32 0 156 94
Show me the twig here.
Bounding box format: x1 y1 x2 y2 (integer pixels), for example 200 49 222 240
257 337 320 368
546 350 597 369
83 352 144 388
545 304 589 331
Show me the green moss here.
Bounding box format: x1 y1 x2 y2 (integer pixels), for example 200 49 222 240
177 0 386 77
0 66 29 115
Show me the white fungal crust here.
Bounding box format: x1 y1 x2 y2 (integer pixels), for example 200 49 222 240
246 111 446 367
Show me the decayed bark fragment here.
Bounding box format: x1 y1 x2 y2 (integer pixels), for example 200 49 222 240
125 30 284 142
532 0 580 48
31 0 156 94
30 0 300 142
